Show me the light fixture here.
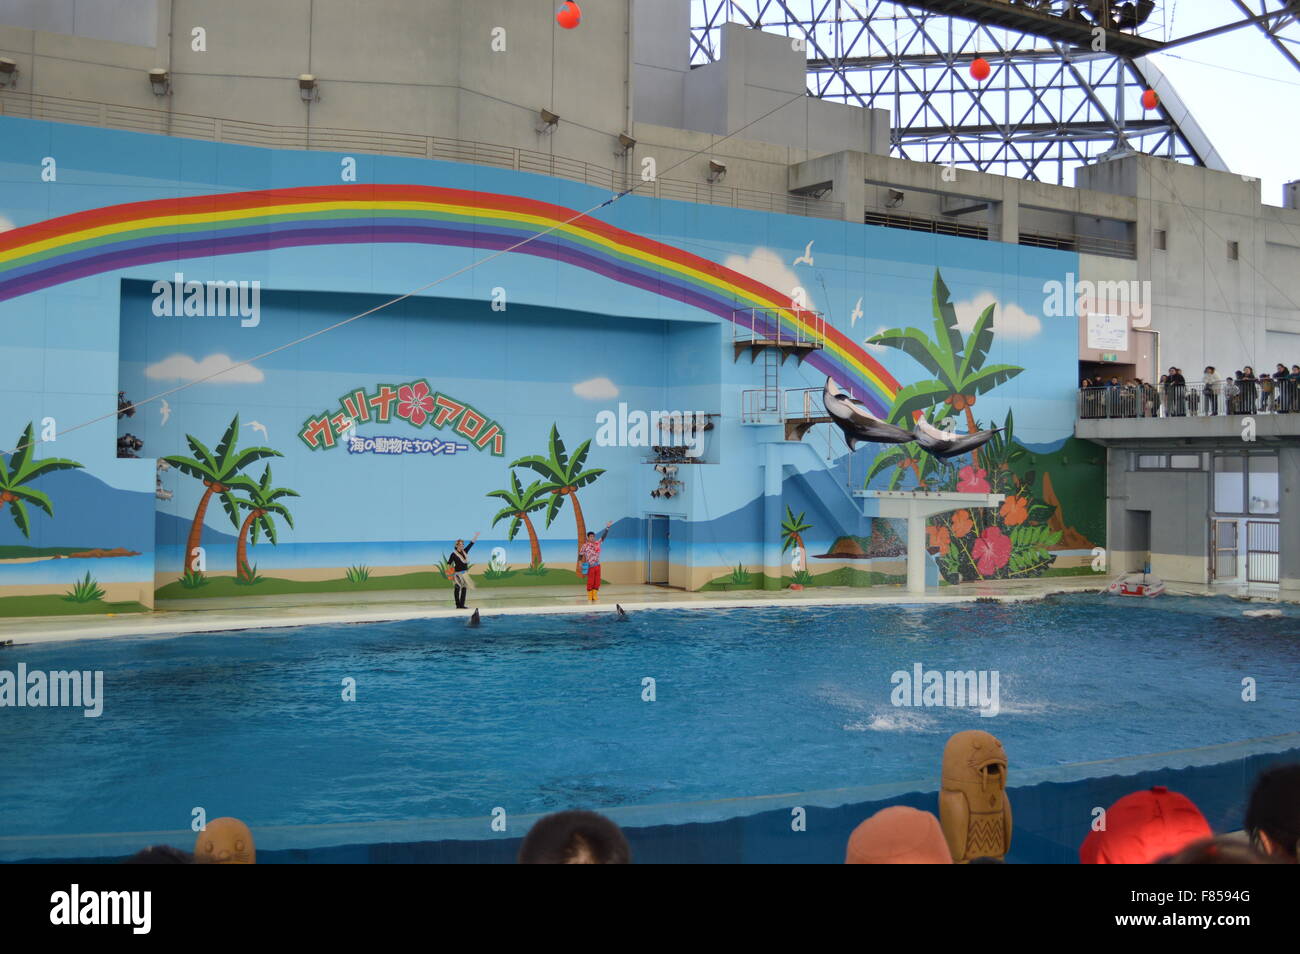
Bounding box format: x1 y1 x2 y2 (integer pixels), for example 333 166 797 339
885 188 905 208
0 58 18 88
616 132 636 155
536 108 560 134
147 67 170 96
298 73 318 102
707 159 727 183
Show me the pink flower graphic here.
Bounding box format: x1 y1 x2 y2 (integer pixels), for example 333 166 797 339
396 380 435 427
956 465 990 493
971 526 1011 576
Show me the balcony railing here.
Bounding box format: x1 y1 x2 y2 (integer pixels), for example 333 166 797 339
1077 381 1300 419
0 89 845 220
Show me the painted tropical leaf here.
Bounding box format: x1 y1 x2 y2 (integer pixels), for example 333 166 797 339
958 302 998 382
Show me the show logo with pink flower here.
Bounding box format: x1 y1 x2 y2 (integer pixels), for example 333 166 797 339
296 378 506 455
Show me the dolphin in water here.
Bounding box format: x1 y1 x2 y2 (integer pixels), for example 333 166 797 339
822 377 915 451
615 604 629 621
911 415 1001 460
467 608 481 628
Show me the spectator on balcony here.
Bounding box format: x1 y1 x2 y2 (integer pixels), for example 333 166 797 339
1105 375 1123 417
1260 372 1277 413
1164 367 1186 417
1202 367 1221 417
1291 365 1300 412
1241 367 1257 414
1140 379 1159 418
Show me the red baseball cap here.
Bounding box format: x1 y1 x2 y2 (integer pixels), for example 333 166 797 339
1080 786 1212 864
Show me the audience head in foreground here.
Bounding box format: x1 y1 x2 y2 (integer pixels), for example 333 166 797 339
1080 786 1211 864
519 810 631 864
1159 836 1278 864
1244 763 1300 863
846 806 953 864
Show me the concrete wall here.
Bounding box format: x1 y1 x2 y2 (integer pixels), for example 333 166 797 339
1076 155 1300 384
1107 458 1209 583
0 0 156 47
0 0 636 161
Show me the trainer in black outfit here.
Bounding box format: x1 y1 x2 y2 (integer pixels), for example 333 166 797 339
448 531 480 609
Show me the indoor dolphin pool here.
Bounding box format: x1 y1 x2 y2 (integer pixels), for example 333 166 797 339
3 594 1298 862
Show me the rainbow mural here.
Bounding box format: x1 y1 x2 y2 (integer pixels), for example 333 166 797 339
0 184 901 416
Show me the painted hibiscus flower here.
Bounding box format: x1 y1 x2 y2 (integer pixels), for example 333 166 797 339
971 526 1011 576
397 381 435 426
999 495 1029 527
951 509 974 538
927 524 950 553
957 465 990 493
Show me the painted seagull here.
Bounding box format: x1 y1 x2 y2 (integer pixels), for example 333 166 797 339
822 377 915 451
910 414 1002 460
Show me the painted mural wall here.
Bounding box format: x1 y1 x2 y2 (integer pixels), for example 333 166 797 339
0 116 1104 614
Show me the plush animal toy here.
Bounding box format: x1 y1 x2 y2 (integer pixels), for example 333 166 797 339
939 730 1012 863
194 816 256 864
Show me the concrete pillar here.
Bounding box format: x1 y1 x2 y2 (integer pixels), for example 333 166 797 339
905 503 927 595
763 443 784 590
1280 448 1300 599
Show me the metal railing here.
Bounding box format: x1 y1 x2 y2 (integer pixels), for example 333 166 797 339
730 306 826 349
740 386 825 424
0 89 845 220
1019 227 1137 260
1077 380 1300 419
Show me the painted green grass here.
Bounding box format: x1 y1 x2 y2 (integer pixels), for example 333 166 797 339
700 566 906 592
0 594 149 618
0 545 96 559
474 567 584 587
156 570 453 600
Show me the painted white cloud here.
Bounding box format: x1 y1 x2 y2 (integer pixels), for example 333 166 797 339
573 376 619 400
144 353 265 384
954 291 1042 340
722 247 816 311
0 215 13 233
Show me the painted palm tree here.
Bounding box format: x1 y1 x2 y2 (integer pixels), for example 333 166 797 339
486 471 548 569
511 424 605 570
780 506 812 564
163 415 280 573
865 269 1023 467
231 464 298 580
0 422 83 538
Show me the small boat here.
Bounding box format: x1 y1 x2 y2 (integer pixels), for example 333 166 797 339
1106 569 1166 598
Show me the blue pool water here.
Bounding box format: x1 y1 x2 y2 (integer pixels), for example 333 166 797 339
2 595 1298 841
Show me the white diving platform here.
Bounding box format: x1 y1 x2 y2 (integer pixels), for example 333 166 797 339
854 490 1007 594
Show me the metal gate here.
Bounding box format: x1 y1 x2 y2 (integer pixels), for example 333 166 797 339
1246 520 1280 584
1211 520 1238 581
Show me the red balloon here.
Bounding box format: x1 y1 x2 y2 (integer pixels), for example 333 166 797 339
556 2 581 29
970 57 991 81
1141 88 1159 110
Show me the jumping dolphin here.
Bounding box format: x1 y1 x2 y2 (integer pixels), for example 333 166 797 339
467 608 481 628
615 604 629 621
911 415 1001 460
822 377 915 451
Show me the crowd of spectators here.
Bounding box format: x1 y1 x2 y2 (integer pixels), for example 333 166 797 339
120 758 1300 865
1081 364 1300 419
